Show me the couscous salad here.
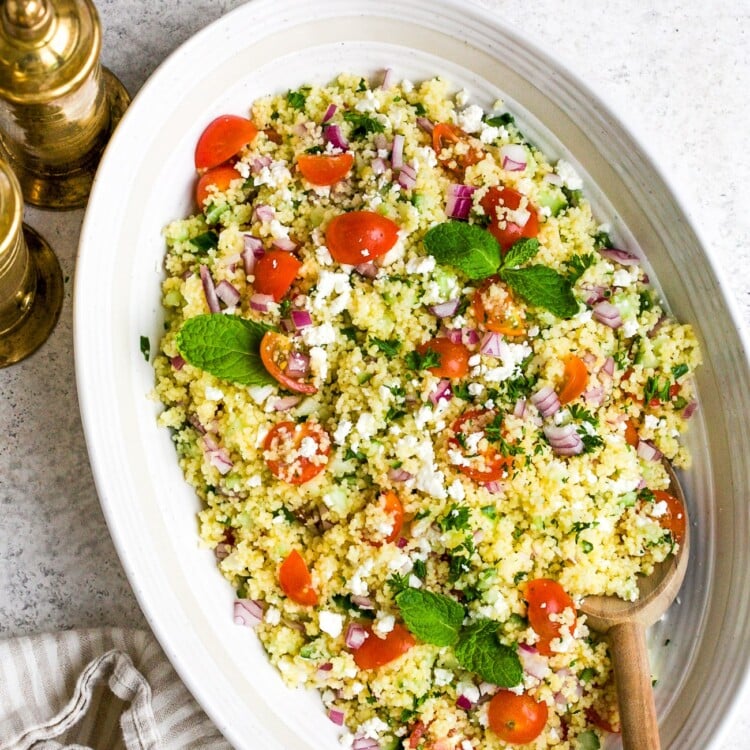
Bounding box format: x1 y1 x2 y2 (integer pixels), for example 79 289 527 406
153 70 700 749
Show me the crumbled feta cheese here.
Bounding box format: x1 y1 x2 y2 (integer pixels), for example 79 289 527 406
373 613 396 637
457 104 484 134
415 465 447 499
434 668 454 686
555 159 583 190
301 322 337 346
348 560 373 596
406 254 437 275
204 386 224 401
298 436 319 459
269 219 290 239
468 382 485 396
318 610 344 638
356 412 377 439
333 420 353 445
357 717 389 740
265 606 281 625
248 384 275 404
622 318 640 338
651 500 669 518
408 574 423 588
644 414 661 430
479 124 502 143
246 475 261 488
456 681 480 704
613 268 634 287
455 88 470 107
448 478 466 501
468 354 481 367
309 346 329 382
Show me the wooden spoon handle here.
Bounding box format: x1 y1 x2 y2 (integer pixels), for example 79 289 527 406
608 621 660 750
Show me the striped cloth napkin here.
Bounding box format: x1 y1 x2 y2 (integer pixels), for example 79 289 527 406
0 628 231 750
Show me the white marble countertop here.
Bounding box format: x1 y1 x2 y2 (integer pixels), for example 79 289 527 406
1 0 748 747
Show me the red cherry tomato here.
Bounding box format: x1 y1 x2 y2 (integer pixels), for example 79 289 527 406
325 211 399 265
253 250 301 301
524 578 577 657
376 491 404 545
472 278 526 337
278 549 318 606
416 338 470 379
263 420 331 484
195 164 240 208
652 489 687 545
487 690 549 744
195 115 258 170
558 355 589 405
259 331 317 395
432 122 484 178
297 153 354 186
353 623 415 670
480 186 540 251
449 409 515 483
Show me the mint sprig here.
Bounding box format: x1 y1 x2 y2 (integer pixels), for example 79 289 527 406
394 588 522 687
454 619 523 687
176 314 275 386
396 589 464 647
423 223 579 319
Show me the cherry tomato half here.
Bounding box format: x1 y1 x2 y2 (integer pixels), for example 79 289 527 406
487 690 549 744
260 331 317 395
263 420 331 484
432 122 484 178
652 489 687 545
558 355 589 405
449 409 515 483
472 278 526 337
297 153 354 186
416 338 470 379
253 250 301 301
524 578 577 657
480 186 540 252
353 623 415 670
195 164 240 208
278 549 318 606
195 115 258 170
325 211 399 265
376 490 404 545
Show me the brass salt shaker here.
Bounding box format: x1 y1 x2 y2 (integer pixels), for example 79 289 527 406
0 0 130 209
0 157 63 366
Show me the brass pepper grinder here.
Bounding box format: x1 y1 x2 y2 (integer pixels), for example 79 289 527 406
0 0 130 208
0 156 63 366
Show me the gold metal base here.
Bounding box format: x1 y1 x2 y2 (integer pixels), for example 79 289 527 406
8 67 131 210
0 224 63 367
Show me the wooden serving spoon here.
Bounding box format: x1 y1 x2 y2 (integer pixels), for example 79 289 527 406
580 462 689 750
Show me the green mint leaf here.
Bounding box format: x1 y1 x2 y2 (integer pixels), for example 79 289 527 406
503 238 540 269
454 619 522 687
396 589 465 647
500 265 579 319
176 314 275 386
423 221 501 280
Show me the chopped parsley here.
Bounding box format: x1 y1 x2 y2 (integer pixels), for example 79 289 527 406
405 348 441 371
188 230 219 253
593 230 612 250
644 375 672 404
370 337 402 359
344 447 366 462
439 504 471 532
343 111 384 138
672 363 689 380
484 112 514 127
273 506 297 524
286 88 308 110
139 335 150 361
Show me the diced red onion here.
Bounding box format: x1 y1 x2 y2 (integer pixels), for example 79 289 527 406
396 537 408 549
483 481 503 494
519 642 537 653
272 236 297 252
500 143 527 171
244 234 265 257
584 386 605 407
328 708 345 726
593 301 623 329
324 124 349 151
372 157 387 175
445 183 476 220
599 247 640 266
209 448 233 475
286 351 310 377
351 595 375 610
456 694 473 710
254 204 274 222
683 400 698 419
391 134 405 169
250 155 271 173
171 355 185 370
352 738 379 750
242 247 257 274
397 163 417 189
430 299 460 318
430 379 453 405
531 384 561 418
463 328 480 347
273 395 301 412
280 317 295 333
513 398 527 418
544 424 584 456
199 265 221 313
444 328 462 344
388 467 413 482
318 662 334 672
581 285 607 306
345 623 368 650
543 172 563 186
291 310 313 330
381 67 396 90
479 331 503 357
322 103 337 124
220 253 242 269
602 356 615 376
233 599 264 627
215 280 241 308
188 414 206 434
416 117 434 134
250 293 275 312
355 262 379 279
581 351 596 367
518 644 549 679
636 439 662 462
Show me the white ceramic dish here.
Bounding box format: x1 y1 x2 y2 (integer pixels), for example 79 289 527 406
75 1 750 747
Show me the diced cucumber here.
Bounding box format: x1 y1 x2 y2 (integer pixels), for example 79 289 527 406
576 729 601 750
537 185 568 216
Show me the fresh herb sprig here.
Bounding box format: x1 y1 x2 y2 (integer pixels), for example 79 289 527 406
423 226 579 319
395 588 522 686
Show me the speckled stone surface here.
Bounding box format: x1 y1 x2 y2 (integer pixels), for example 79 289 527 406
0 0 748 747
